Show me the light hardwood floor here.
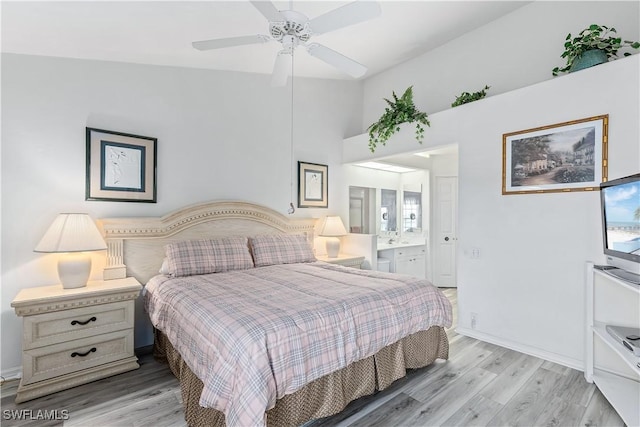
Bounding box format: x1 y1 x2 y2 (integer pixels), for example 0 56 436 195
1 289 625 427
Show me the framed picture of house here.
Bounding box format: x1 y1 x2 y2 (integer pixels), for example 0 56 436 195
86 127 157 202
502 115 608 195
298 161 328 208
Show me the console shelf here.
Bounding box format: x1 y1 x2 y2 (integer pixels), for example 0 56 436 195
585 263 640 427
592 369 640 427
593 322 640 374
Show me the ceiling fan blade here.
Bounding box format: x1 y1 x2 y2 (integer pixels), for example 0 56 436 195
250 1 284 22
271 52 292 87
309 1 381 35
306 43 367 78
192 35 268 51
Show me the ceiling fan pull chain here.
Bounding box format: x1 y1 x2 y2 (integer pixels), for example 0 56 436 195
288 50 296 215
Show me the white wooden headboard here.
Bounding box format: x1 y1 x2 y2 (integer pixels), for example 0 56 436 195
98 201 317 284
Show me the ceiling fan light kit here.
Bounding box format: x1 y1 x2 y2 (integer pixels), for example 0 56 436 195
192 1 381 86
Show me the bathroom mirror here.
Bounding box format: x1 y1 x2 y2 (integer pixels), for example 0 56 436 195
402 184 422 233
349 186 375 234
380 189 397 232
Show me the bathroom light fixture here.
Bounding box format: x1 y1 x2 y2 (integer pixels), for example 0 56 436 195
354 161 415 173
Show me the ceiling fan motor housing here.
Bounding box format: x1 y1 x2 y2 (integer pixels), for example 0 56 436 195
269 10 311 44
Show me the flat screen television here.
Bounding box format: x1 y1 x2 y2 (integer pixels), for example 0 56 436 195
600 173 640 278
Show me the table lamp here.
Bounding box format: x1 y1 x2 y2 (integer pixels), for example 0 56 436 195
319 216 347 258
34 213 107 289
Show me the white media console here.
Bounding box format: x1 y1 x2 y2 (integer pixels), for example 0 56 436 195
585 262 640 426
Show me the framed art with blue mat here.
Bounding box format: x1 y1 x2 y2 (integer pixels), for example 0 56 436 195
86 127 157 202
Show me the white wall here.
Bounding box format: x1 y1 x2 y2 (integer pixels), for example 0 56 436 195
361 1 640 130
0 54 362 372
347 55 640 368
457 56 639 368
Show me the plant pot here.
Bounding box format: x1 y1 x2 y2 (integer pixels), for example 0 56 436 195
569 49 608 73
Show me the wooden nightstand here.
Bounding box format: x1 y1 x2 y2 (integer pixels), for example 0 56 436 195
316 253 365 269
10 277 142 403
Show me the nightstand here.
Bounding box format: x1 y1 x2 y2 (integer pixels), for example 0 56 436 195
316 253 365 269
10 277 142 403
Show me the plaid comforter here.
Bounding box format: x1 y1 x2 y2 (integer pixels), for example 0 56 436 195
144 262 452 426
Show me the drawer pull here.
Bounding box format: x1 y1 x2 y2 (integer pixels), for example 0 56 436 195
71 348 97 358
71 316 97 326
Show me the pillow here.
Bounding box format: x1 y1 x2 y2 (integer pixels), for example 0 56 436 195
164 237 254 277
250 234 316 267
159 258 170 275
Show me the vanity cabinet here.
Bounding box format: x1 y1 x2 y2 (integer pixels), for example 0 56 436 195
378 245 426 279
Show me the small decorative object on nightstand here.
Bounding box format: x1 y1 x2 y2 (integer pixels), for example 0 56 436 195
11 277 142 403
317 253 365 269
319 216 347 258
34 213 107 289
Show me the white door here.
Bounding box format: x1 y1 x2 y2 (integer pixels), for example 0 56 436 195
433 176 458 287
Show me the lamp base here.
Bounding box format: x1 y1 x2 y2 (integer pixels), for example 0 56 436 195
325 237 341 258
58 253 92 289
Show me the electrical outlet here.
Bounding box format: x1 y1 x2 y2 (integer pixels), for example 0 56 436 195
471 248 480 259
470 312 478 329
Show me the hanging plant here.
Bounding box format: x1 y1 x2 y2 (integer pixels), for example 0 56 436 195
367 86 430 153
552 24 640 76
451 85 490 107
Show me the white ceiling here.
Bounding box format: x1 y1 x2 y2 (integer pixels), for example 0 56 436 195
1 1 529 80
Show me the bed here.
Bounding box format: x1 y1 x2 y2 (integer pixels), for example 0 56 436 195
99 201 452 427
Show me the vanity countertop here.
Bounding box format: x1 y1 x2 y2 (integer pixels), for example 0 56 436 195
377 241 425 251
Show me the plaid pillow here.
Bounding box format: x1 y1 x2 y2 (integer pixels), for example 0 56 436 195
164 237 254 277
250 234 316 267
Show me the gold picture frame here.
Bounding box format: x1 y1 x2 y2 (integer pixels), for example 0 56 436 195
502 115 608 195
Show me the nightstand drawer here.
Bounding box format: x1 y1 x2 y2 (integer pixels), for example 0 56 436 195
23 300 134 350
22 329 134 385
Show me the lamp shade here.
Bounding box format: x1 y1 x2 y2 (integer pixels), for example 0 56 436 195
319 216 347 237
34 213 107 253
319 216 347 258
34 214 107 289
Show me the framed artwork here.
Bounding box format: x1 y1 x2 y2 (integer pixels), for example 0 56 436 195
502 115 608 195
86 127 157 202
298 161 328 208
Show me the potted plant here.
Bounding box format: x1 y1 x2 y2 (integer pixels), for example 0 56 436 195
552 24 640 76
451 85 490 107
367 86 430 153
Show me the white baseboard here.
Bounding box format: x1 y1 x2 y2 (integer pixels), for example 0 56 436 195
1 366 22 382
456 326 584 371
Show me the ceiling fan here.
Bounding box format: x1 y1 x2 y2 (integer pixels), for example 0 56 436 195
192 1 381 86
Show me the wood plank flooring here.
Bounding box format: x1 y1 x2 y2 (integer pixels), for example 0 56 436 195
1 288 625 426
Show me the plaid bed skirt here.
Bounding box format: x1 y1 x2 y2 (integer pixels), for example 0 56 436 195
154 326 449 426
